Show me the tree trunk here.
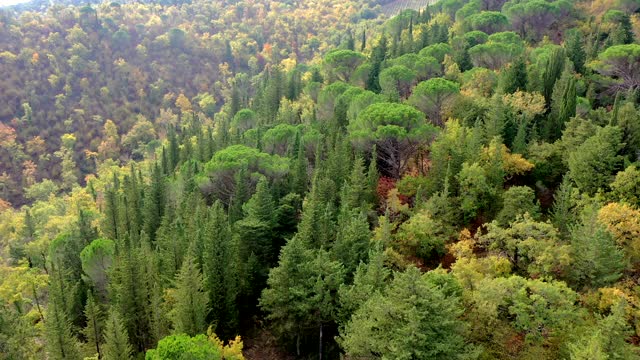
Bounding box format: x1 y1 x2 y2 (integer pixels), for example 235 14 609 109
319 323 323 360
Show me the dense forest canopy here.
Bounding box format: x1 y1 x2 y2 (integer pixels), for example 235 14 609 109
1 0 640 358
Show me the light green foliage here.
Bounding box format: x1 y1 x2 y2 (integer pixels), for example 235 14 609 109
169 252 209 336
80 238 115 296
204 145 289 176
146 333 244 360
418 43 453 63
480 214 571 278
324 49 366 82
610 165 640 207
394 209 448 260
379 65 416 100
468 31 524 69
497 186 540 226
569 204 625 289
408 78 460 125
593 44 640 93
471 275 579 345
231 109 256 133
502 0 574 41
466 11 509 34
457 162 495 221
339 267 472 360
568 126 623 195
102 307 133 360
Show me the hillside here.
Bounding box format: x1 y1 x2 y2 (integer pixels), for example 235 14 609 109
1 0 640 359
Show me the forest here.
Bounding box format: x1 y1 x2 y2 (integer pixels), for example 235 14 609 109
1 0 640 358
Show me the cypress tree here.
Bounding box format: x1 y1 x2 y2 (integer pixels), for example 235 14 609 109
102 308 133 360
548 65 577 141
367 35 388 93
565 29 586 74
543 48 566 109
360 28 366 52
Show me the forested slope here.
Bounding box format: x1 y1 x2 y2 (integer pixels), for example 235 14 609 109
1 0 640 359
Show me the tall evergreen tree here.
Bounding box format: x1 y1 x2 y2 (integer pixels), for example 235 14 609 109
143 163 165 243
170 250 209 336
83 292 104 359
45 268 81 360
102 307 133 360
542 47 566 109
366 35 388 93
203 202 239 336
547 65 577 141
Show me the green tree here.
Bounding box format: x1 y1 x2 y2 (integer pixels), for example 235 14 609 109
407 78 460 126
145 333 244 360
203 202 238 336
568 126 623 195
324 50 366 82
102 307 133 360
378 65 416 100
349 102 434 178
593 44 640 94
610 165 640 207
339 267 471 359
496 186 540 226
260 236 345 356
83 292 104 359
80 238 115 299
480 214 571 279
570 205 625 289
169 251 209 336
45 269 81 360
547 64 576 141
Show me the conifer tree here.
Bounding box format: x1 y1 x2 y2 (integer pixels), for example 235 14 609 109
45 269 81 360
547 65 577 141
102 308 133 360
170 250 209 336
83 292 104 359
203 202 239 336
143 163 165 243
367 35 388 93
542 47 566 109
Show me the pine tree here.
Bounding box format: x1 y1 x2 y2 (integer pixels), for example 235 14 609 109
83 292 104 359
102 308 133 360
236 178 277 278
229 166 250 223
290 138 309 196
45 269 81 360
170 250 209 336
333 210 371 275
143 163 165 243
203 202 238 336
